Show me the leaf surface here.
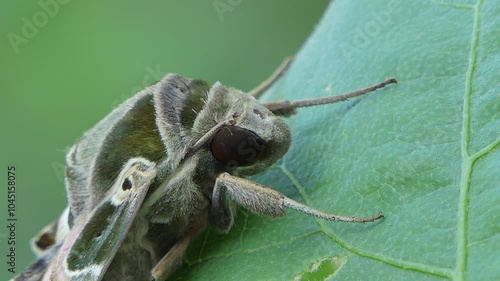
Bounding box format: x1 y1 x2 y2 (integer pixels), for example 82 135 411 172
174 1 500 280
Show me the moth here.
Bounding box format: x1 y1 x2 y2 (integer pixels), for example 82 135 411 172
14 59 396 281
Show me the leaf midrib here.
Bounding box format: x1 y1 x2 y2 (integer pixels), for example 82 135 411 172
456 0 482 280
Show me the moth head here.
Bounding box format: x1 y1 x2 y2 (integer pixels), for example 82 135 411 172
198 83 291 176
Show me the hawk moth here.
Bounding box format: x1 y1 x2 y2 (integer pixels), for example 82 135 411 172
14 61 396 281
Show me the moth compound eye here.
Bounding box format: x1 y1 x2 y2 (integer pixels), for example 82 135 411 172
210 125 265 167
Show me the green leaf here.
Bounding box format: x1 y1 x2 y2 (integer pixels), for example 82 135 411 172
174 0 499 280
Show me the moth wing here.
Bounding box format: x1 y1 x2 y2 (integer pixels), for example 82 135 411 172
64 143 92 220
64 88 159 219
41 157 156 281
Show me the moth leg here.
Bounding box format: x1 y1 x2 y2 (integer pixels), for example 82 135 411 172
210 172 383 227
150 236 191 281
150 214 207 281
248 57 293 98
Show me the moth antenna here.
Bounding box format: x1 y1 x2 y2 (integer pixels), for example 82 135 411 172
249 57 293 98
264 78 397 112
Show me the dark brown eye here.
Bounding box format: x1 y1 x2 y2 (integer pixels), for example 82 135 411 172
210 125 265 167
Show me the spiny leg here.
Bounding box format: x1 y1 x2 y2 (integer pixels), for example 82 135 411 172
150 215 207 281
212 172 383 223
150 236 191 281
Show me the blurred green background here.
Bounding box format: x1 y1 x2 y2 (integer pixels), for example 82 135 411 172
0 0 329 278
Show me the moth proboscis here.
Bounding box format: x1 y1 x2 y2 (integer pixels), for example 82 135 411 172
14 59 396 281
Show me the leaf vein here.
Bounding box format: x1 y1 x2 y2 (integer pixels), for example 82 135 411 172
455 0 483 280
279 161 453 279
432 0 475 10
471 136 500 162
